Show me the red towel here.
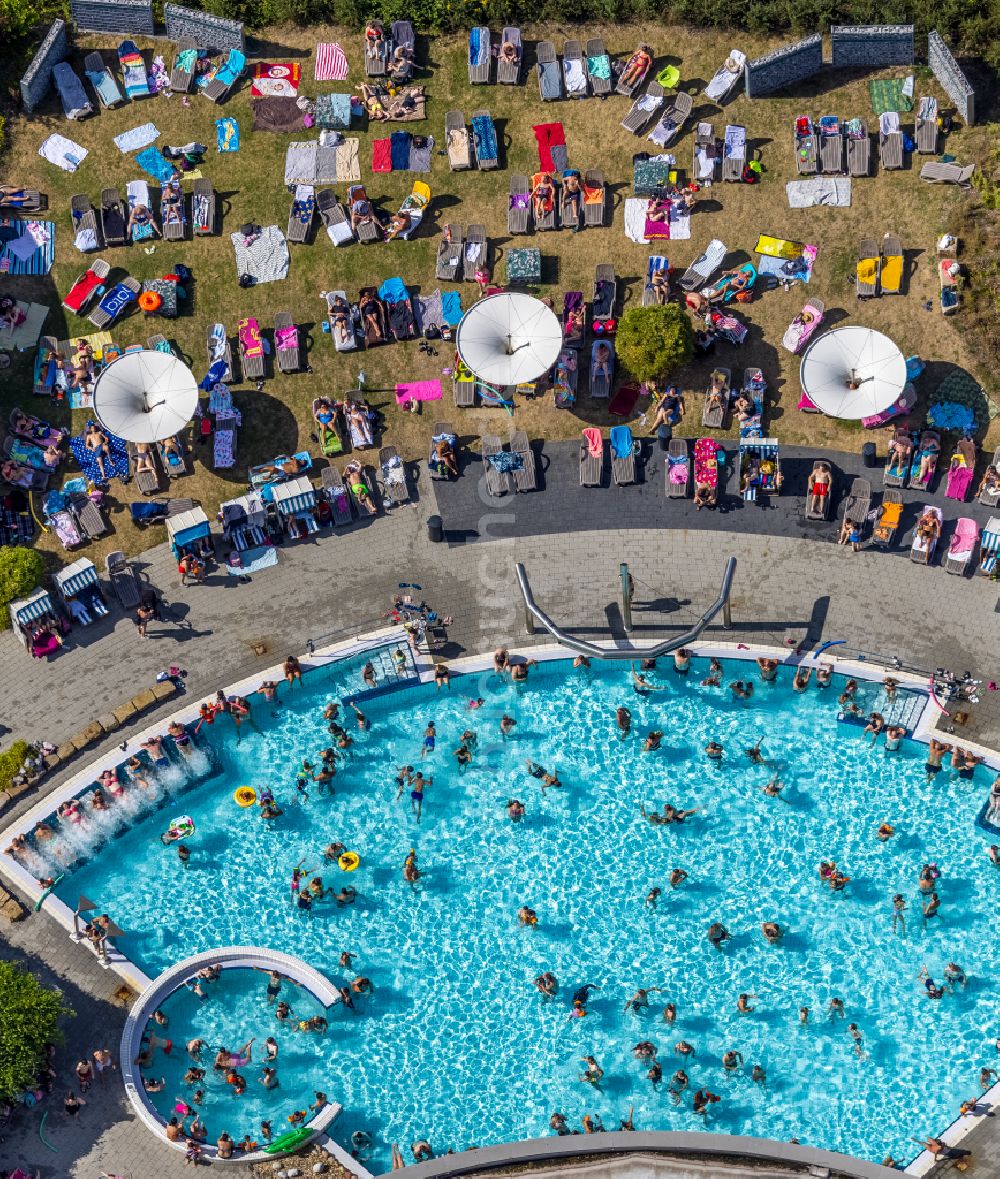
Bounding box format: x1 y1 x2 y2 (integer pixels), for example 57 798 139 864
608 383 640 418
372 138 392 172
533 123 565 172
583 427 603 459
63 269 102 314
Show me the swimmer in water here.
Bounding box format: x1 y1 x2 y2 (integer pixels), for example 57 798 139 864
646 886 662 910
507 798 526 822
517 907 538 928
624 987 660 1014
662 1002 677 1024
744 739 765 764
526 760 561 791
669 868 688 888
579 1055 604 1089
616 707 632 738
534 973 558 998
705 741 724 761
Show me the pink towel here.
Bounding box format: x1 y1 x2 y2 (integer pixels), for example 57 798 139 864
583 427 602 458
372 138 392 172
945 464 974 501
644 217 670 240
395 380 442 405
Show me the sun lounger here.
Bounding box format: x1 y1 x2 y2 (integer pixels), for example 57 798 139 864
592 264 617 324
313 398 344 457
170 37 199 93
472 109 499 170
562 291 585 347
617 46 653 97
0 189 44 212
508 174 530 234
879 112 903 170
274 312 301 373
940 258 960 315
847 120 870 177
804 459 833 520
642 254 670 306
693 122 721 183
884 428 914 488
856 238 880 299
53 62 94 120
287 184 315 243
559 170 582 231
582 170 605 228
428 422 457 480
980 517 1000 576
481 434 513 496
585 38 611 96
722 124 747 181
158 434 189 480
611 425 636 485
702 368 731 428
920 161 975 188
191 177 216 236
782 298 825 355
494 27 521 85
379 445 410 505
320 465 352 525
99 188 127 247
104 550 140 608
622 81 664 135
507 429 536 492
436 224 463 282
206 322 235 384
126 179 156 242
580 428 603 486
238 316 265 381
910 504 943 564
819 117 843 174
678 239 726 292
343 460 377 515
127 440 165 494
590 339 615 399
392 19 415 61
980 448 1000 506
916 97 938 154
84 52 123 109
71 193 101 253
88 276 140 328
359 287 391 346
454 357 476 407
160 184 186 241
880 233 903 295
462 224 488 283
446 111 472 171
531 171 557 231
910 429 941 490
62 259 110 316
203 48 246 102
117 40 150 101
648 91 693 148
537 41 562 101
945 517 979 575
794 116 817 175
704 49 746 103
840 477 872 539
563 40 588 99
665 437 689 497
317 188 352 247
347 184 381 244
469 26 492 84
365 21 389 77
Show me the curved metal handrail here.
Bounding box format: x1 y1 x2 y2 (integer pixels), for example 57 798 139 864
515 557 736 661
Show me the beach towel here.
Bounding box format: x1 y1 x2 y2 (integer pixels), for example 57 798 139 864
379 276 409 304
251 97 302 132
285 142 318 183
239 317 263 359
645 213 669 241
135 147 175 184
587 54 611 81
564 57 587 95
946 463 975 502
335 139 360 181
869 77 912 116
0 301 47 351
415 290 443 335
0 221 55 276
757 243 818 284
441 290 463 325
583 428 603 459
252 62 300 98
38 134 88 173
315 93 352 129
608 383 640 418
227 545 278 576
624 198 650 244
231 225 290 285
610 426 633 459
95 281 138 323
315 42 349 81
472 115 497 163
408 135 434 172
785 177 852 208
487 450 523 473
669 204 691 240
372 137 392 172
69 429 129 482
390 131 413 172
469 28 489 67
216 117 240 153
114 123 160 153
533 123 567 172
395 380 442 405
539 58 561 101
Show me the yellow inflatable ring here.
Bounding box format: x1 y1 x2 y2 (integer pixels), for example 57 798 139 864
338 851 360 872
235 787 257 808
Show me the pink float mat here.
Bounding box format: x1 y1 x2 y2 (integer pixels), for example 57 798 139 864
395 379 442 405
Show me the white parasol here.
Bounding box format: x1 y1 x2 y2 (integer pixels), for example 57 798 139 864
456 293 563 387
799 326 906 420
92 350 199 443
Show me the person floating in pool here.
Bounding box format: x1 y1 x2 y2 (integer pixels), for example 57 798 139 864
549 1112 570 1135
892 894 907 934
403 848 421 888
644 731 663 752
526 761 561 791
214 1041 254 1072
632 669 665 696
761 922 782 943
579 1055 604 1089
730 680 753 701
744 739 765 764
411 772 431 821
756 657 778 682
395 766 414 799
736 993 755 1015
751 1065 767 1088
828 997 845 1020
662 1001 677 1024
721 1049 743 1072
632 1041 657 1064
647 1060 663 1089
641 802 697 825
762 778 785 799
534 972 558 998
453 744 472 771
625 987 660 1014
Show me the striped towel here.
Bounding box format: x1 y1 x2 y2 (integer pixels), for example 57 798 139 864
315 42 349 81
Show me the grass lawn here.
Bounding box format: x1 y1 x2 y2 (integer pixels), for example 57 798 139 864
1 21 994 566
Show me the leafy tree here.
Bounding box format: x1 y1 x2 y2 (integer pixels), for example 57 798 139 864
615 304 694 384
0 547 44 630
0 962 72 1100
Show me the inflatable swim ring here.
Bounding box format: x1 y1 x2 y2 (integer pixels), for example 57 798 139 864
338 851 360 872
161 815 195 843
138 290 162 313
235 787 256 808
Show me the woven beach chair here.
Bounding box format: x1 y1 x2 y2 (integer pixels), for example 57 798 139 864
71 194 101 251
436 225 463 282
847 124 870 177
580 432 603 486
583 169 605 228
508 174 530 234
920 161 975 188
666 437 689 498
469 26 492 84
498 28 521 85
856 238 880 299
481 434 512 496
915 97 938 154
585 38 612 97
192 178 216 235
464 224 487 282
702 368 731 429
100 188 127 247
509 428 537 492
840 477 872 540
170 37 198 93
621 81 664 135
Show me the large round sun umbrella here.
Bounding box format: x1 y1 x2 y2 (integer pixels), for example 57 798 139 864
92 350 199 443
799 326 906 420
456 293 563 388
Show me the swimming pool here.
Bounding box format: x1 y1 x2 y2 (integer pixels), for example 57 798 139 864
39 652 999 1170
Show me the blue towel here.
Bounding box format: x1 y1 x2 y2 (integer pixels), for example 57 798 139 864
390 131 413 172
469 28 487 66
135 147 176 183
441 290 463 325
487 451 524 473
130 501 168 522
472 115 497 162
216 117 240 153
70 431 129 483
378 276 409 304
610 426 633 459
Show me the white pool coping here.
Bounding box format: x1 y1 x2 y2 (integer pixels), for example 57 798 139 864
2 632 998 1170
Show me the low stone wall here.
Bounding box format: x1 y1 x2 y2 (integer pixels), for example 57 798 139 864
20 18 69 113
830 25 914 68
70 0 155 36
163 3 244 53
928 30 976 125
745 34 823 98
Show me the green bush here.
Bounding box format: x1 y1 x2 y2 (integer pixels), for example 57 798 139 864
0 962 73 1101
0 547 44 631
615 303 694 384
0 741 30 794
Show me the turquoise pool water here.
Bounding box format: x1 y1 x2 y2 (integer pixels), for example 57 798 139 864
45 653 999 1169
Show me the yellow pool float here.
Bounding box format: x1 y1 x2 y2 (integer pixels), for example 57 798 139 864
338 851 360 872
235 787 257 808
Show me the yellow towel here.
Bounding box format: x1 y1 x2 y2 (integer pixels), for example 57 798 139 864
881 253 902 289
857 258 878 284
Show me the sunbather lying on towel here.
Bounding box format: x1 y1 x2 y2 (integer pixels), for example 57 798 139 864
0 185 33 207
85 421 110 480
386 209 414 241
915 507 941 545
915 437 940 484
344 459 375 512
500 40 520 64
620 45 652 89
562 172 582 223
593 342 612 380
979 465 999 499
129 202 160 240
314 397 339 445
433 436 458 478
135 442 156 472
887 431 912 476
650 265 670 304
346 400 374 446
360 83 390 121
807 467 831 513
532 173 555 223
359 292 386 341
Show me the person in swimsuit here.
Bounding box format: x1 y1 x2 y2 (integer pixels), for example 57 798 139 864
410 772 431 821
421 722 436 757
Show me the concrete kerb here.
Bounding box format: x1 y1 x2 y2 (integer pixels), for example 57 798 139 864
120 947 340 1164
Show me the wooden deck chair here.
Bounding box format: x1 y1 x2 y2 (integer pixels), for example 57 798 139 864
580 431 603 486
192 178 216 235
436 224 463 282
508 174 530 234
274 312 300 373
621 81 664 135
880 233 903 296
840 477 872 539
915 97 938 154
563 40 587 99
481 434 512 496
879 112 903 170
498 28 522 85
71 194 101 251
847 125 870 177
856 238 880 299
920 161 975 188
170 37 198 93
100 188 127 246
469 26 492 84
536 40 562 101
287 185 315 243
84 52 123 108
585 38 612 97
446 110 472 171
88 275 139 328
509 428 537 492
583 170 605 227
721 124 746 181
702 368 730 428
453 358 476 407
202 48 246 103
666 437 689 497
472 109 499 170
127 441 164 495
464 224 487 282
321 465 353 525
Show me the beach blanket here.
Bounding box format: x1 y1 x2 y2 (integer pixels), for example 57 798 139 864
472 115 497 163
395 380 442 405
415 290 443 334
227 545 278 576
869 77 913 116
587 54 611 81
315 92 352 130
335 139 360 181
251 97 303 132
507 247 541 283
448 125 470 169
38 134 88 173
391 131 413 172
624 198 650 244
285 142 318 183
372 137 392 172
668 203 691 240
608 383 640 418
135 147 175 184
633 155 675 196
408 135 434 172
114 123 160 153
252 62 300 98
786 177 852 208
216 117 240 153
315 42 349 81
533 123 567 172
0 301 47 351
757 243 818 284
0 220 55 276
441 290 463 325
231 225 289 285
69 429 129 482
